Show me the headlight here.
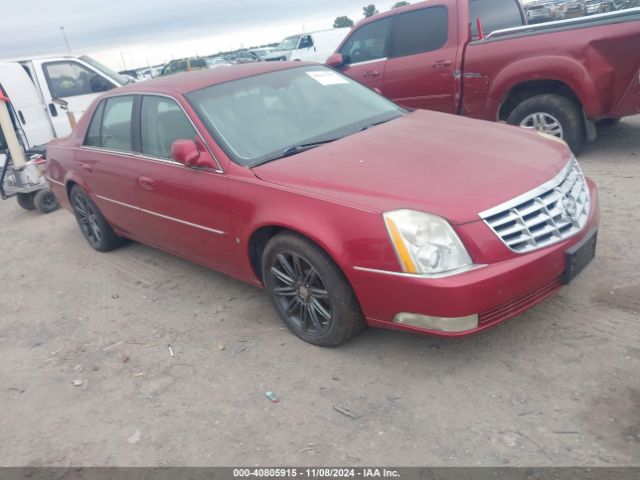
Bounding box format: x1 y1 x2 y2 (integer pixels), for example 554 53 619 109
383 210 473 276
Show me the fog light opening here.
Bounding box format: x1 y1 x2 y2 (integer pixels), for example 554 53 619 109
393 313 479 332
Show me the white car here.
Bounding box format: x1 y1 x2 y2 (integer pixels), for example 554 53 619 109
265 29 351 63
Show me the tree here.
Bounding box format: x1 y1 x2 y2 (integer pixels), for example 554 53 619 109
392 1 410 8
333 16 355 28
362 4 379 18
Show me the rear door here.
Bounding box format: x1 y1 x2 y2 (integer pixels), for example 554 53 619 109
382 5 458 113
0 63 55 148
336 16 394 92
76 95 142 236
33 58 118 137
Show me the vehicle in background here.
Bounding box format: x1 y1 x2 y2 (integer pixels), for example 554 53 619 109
160 57 208 76
0 54 127 148
264 30 351 63
46 63 599 347
264 35 304 61
523 0 567 23
327 0 640 154
565 0 587 16
141 66 163 79
290 29 352 63
585 0 613 14
227 51 262 64
206 57 232 69
248 48 275 60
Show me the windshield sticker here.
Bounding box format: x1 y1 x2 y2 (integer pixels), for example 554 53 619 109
306 71 349 86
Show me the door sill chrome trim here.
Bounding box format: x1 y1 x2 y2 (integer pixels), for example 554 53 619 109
95 195 226 236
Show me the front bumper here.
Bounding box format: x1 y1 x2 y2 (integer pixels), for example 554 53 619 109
348 180 599 337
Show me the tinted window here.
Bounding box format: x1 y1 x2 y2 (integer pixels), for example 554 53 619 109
340 17 393 65
100 96 134 152
141 96 197 159
177 60 189 72
299 35 313 49
469 0 524 36
84 100 105 147
190 58 207 68
43 61 115 98
391 7 448 58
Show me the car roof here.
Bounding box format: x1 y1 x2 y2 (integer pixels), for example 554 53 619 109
115 61 313 95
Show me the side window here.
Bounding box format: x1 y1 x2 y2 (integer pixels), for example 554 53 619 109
469 0 524 37
84 100 106 147
177 60 189 72
390 7 448 58
190 58 207 68
100 96 134 152
141 96 197 160
43 61 115 98
340 17 393 65
299 35 313 49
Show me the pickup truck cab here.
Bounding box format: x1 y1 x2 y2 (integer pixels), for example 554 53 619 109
328 0 640 154
0 55 126 149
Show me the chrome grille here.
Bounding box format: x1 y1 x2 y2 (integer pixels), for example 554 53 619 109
479 158 590 253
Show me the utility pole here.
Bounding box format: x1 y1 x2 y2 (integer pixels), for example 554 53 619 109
60 26 71 53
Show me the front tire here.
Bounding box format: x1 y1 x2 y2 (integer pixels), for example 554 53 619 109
70 186 122 252
262 233 365 347
507 94 585 155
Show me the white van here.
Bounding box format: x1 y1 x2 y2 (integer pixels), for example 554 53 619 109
0 55 126 149
265 29 351 63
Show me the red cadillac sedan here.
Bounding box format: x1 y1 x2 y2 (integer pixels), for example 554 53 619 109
46 62 599 346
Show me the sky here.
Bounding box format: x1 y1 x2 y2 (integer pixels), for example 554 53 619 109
1 0 398 71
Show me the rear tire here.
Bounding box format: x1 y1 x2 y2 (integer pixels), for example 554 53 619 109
16 192 36 211
507 94 585 156
262 232 365 347
70 186 123 252
34 189 59 214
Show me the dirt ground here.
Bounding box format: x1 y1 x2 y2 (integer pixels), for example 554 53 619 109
1 116 639 467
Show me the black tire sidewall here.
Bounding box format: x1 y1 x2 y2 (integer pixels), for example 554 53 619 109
70 186 121 252
507 94 585 156
262 233 364 347
16 192 36 211
34 189 59 214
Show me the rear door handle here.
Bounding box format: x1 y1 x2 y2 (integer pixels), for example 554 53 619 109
363 70 380 78
80 163 93 173
432 60 453 69
138 176 155 191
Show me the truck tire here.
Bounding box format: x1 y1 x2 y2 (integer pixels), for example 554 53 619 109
507 94 585 156
34 188 60 214
16 192 36 211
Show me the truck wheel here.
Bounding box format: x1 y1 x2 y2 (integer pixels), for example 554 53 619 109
262 232 365 347
16 192 36 211
507 94 585 155
34 189 60 214
70 186 123 252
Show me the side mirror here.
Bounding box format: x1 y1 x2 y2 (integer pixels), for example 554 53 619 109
171 139 216 169
326 53 344 69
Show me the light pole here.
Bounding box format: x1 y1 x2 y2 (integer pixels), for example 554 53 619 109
60 26 71 53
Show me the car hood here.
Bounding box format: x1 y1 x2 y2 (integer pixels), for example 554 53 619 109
252 110 573 225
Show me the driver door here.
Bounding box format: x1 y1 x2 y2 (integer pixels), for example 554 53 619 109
336 16 393 92
33 58 117 137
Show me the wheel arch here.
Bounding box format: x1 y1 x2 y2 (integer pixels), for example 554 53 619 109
498 79 584 122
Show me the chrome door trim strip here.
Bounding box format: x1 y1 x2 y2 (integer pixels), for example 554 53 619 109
348 57 388 67
47 177 65 186
95 194 226 236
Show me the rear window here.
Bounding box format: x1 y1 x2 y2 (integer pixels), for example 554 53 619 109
469 0 524 37
390 6 449 58
83 96 134 152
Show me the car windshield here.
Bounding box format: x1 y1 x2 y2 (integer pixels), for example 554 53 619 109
80 55 129 85
277 36 301 51
186 66 405 167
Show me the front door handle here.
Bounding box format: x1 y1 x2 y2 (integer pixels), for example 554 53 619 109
80 163 93 173
138 176 155 191
363 70 380 78
432 60 453 69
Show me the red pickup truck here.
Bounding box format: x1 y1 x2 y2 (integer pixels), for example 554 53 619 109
327 0 640 154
